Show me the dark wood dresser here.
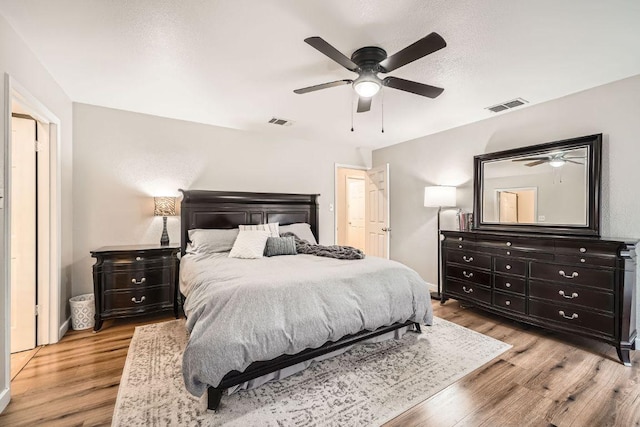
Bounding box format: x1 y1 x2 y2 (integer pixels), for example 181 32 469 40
441 230 637 365
91 245 180 331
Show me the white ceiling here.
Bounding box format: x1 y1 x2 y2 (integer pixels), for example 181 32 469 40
1 0 639 149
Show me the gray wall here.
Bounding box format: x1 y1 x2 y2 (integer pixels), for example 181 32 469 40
72 103 368 296
373 74 640 288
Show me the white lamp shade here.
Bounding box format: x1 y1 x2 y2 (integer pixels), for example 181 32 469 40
424 186 457 208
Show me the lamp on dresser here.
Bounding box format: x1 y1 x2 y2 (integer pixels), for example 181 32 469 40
424 185 457 300
154 196 177 246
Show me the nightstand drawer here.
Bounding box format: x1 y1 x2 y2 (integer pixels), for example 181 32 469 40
103 286 172 312
101 266 173 290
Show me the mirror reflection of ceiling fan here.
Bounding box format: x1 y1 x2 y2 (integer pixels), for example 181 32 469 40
512 152 586 168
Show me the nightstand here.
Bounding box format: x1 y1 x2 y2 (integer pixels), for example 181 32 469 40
91 244 180 331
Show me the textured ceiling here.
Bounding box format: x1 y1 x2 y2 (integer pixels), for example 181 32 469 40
1 0 639 149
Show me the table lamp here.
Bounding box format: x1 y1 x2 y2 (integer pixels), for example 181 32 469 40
154 196 176 246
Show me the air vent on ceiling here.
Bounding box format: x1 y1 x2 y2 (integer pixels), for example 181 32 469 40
268 117 293 126
486 98 528 113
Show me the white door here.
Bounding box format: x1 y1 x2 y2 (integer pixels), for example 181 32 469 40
365 164 390 258
498 191 518 223
10 117 37 354
346 177 366 251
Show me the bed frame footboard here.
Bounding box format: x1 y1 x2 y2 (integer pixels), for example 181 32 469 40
206 321 422 410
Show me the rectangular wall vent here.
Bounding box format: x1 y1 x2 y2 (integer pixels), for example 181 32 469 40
486 98 528 113
268 117 293 126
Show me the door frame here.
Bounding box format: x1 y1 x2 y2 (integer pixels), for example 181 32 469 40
2 74 62 408
334 163 369 245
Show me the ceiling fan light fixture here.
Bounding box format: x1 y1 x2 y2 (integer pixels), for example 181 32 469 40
353 73 381 98
549 159 566 168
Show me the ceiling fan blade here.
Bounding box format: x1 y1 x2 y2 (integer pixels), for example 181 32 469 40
379 32 447 73
525 160 547 167
304 37 358 71
512 157 550 161
383 76 444 98
357 97 372 113
293 79 353 94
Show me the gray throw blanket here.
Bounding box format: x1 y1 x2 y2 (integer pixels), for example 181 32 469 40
281 232 365 260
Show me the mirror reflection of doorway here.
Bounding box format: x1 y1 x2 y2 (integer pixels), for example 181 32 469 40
497 188 537 223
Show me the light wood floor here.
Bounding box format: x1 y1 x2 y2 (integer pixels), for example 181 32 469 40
1 303 638 426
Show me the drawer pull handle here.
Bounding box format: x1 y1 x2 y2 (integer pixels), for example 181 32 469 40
505 282 512 288
505 265 512 270
462 286 473 293
131 296 146 304
463 256 474 263
579 247 587 253
506 242 512 247
463 271 474 278
559 290 579 299
131 278 147 285
559 270 579 279
558 310 578 320
505 300 511 306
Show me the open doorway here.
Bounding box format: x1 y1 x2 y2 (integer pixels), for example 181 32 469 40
335 164 390 258
496 187 537 224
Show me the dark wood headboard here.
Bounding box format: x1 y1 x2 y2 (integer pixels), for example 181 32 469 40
179 190 320 255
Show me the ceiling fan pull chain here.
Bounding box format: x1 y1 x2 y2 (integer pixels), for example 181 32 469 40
381 88 385 133
351 92 355 132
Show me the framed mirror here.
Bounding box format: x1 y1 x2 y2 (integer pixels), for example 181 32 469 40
473 134 602 236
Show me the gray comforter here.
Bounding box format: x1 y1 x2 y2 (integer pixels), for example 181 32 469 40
180 252 433 397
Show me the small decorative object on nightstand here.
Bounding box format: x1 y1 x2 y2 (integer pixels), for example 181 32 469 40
154 196 177 246
91 244 180 331
424 185 457 300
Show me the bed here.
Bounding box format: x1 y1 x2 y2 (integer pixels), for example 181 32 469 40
178 189 433 410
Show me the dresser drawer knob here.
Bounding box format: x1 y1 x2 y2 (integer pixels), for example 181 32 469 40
505 265 512 270
458 245 463 249
459 237 463 241
505 282 512 288
131 296 146 304
462 286 473 293
463 271 474 278
559 270 579 279
558 310 578 320
559 290 579 299
506 251 511 255
580 258 586 263
506 242 512 247
131 278 147 285
579 247 587 253
505 300 511 306
462 256 474 263
135 256 142 261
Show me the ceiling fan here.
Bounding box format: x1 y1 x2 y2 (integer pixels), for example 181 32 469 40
293 33 446 113
512 152 586 168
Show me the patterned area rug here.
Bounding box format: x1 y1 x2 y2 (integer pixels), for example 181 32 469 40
112 318 511 426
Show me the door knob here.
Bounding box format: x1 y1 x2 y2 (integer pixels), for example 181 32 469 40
381 227 391 232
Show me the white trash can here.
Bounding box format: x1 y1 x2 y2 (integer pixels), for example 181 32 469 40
69 293 95 330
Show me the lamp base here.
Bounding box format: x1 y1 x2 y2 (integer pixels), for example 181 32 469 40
430 291 443 300
160 216 170 246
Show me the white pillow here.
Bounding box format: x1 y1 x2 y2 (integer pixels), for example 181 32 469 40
229 230 270 259
280 223 318 245
188 228 239 254
239 222 279 237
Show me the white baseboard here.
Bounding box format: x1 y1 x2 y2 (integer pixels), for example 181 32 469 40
0 386 10 413
58 317 70 341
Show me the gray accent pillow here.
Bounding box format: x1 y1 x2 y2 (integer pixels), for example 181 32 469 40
264 236 297 257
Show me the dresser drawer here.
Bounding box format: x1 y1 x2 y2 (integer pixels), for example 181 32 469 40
494 257 527 276
446 249 491 270
554 240 621 257
528 299 614 337
103 286 172 312
100 266 173 290
447 265 491 286
477 235 554 252
494 275 526 294
529 280 614 313
493 291 526 314
553 254 617 268
446 279 492 305
492 247 554 261
529 262 615 290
